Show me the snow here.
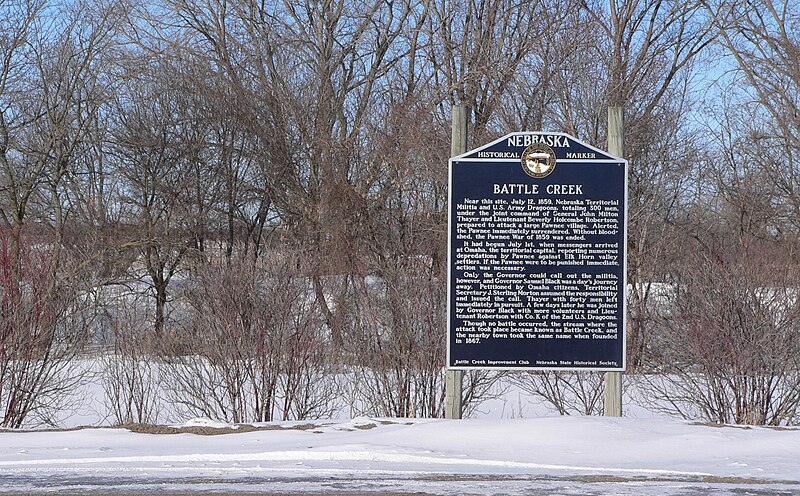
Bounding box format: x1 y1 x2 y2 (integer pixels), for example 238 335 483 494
2 416 800 494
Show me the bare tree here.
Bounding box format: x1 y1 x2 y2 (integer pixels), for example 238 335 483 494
110 56 205 337
157 0 425 347
0 228 96 427
643 229 800 425
346 260 447 418
0 0 45 277
426 0 571 140
713 0 800 231
0 1 128 427
1 1 126 247
511 371 605 416
163 254 335 422
101 301 163 425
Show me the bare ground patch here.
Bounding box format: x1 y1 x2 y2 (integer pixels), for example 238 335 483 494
116 422 324 435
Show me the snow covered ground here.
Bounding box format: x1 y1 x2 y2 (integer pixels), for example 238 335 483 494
2 416 800 495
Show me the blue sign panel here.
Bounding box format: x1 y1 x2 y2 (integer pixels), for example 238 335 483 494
448 132 627 370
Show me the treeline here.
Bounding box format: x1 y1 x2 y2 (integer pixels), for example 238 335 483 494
1 0 799 427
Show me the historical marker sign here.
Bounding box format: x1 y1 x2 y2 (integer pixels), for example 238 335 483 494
448 132 627 371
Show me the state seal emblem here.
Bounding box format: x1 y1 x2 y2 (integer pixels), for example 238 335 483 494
521 143 556 178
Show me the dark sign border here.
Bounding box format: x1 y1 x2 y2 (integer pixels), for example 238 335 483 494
447 132 628 371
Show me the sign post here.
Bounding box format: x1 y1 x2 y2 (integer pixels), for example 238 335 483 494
447 132 627 372
604 108 625 416
445 105 468 420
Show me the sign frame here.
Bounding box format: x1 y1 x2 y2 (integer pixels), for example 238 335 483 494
447 131 628 372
